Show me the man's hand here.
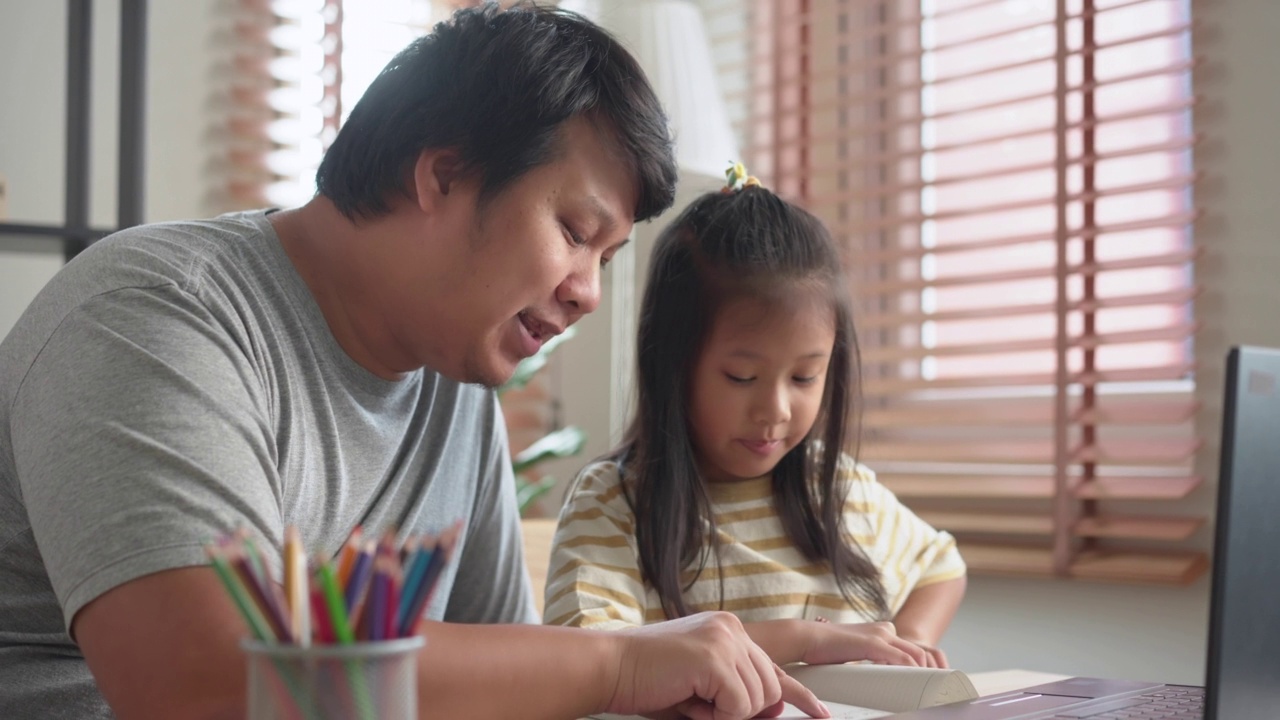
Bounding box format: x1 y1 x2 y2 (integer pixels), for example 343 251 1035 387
608 612 831 720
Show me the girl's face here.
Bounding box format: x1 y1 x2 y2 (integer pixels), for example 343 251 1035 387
687 290 836 484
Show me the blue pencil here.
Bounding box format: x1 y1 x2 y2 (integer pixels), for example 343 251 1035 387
398 525 460 636
396 538 434 630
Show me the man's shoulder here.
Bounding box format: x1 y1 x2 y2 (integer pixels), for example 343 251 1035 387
12 211 280 319
86 210 277 284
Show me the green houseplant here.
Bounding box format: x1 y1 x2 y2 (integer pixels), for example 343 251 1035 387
498 326 587 515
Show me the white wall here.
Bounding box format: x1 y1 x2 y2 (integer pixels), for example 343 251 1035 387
0 1 76 336
0 0 220 337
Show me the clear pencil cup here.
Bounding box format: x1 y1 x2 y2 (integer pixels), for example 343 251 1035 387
242 636 425 720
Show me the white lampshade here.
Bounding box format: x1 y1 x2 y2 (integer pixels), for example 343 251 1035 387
558 0 740 178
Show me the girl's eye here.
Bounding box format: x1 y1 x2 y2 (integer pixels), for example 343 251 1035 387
725 373 754 384
793 375 819 385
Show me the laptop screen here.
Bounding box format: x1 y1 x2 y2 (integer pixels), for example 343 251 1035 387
1205 346 1280 719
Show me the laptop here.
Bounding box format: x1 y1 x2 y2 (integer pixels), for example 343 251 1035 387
889 346 1280 720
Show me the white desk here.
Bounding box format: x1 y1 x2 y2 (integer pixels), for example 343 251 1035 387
587 669 1075 720
968 669 1070 697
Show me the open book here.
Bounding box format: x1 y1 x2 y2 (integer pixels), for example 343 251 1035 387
591 663 978 720
776 663 978 718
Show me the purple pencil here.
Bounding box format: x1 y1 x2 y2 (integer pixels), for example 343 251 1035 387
343 540 375 612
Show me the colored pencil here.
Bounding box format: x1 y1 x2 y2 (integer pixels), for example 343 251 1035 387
343 540 376 612
239 532 295 644
309 586 334 645
370 558 389 642
231 548 292 643
317 562 355 644
237 528 268 582
398 523 461 637
207 545 276 642
384 562 401 640
284 526 309 647
416 525 460 611
208 522 460 646
336 526 363 588
396 537 434 631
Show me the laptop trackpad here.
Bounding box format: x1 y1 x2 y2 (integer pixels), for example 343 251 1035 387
892 692 1080 718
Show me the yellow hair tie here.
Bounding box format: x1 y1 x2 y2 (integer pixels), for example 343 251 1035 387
723 162 762 193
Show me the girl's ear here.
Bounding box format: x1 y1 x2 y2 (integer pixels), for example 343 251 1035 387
411 148 467 214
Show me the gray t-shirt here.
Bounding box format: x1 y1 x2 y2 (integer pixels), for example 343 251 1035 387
0 210 537 718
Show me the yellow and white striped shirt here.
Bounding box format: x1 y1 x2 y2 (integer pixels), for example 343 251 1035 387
543 457 965 630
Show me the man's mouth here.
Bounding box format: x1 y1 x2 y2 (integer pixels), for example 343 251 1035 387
517 311 562 343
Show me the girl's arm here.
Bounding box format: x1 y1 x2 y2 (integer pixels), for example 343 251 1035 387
743 619 933 667
850 463 968 662
543 463 649 629
892 575 967 648
742 619 811 664
737 576 968 671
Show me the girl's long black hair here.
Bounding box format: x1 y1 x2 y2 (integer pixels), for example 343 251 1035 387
610 186 889 620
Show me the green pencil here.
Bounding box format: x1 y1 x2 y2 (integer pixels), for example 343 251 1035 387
318 560 375 718
316 561 355 644
206 546 276 642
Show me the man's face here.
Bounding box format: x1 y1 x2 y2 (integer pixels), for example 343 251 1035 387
398 118 638 387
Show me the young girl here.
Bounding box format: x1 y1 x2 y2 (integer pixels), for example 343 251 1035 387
543 165 967 669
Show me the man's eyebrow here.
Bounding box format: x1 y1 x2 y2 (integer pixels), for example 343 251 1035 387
585 195 620 234
581 194 634 249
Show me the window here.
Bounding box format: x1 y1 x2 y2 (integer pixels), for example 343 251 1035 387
706 0 1202 583
219 0 442 211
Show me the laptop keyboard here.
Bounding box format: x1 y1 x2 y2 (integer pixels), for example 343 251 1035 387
1050 686 1204 719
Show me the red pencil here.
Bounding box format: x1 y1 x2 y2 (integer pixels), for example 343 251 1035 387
230 548 291 642
310 586 334 645
384 560 402 640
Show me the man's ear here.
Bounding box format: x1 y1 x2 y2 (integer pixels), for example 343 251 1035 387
412 148 467 214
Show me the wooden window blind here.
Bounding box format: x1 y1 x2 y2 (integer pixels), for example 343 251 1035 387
220 0 342 210
703 0 1204 584
219 0 443 213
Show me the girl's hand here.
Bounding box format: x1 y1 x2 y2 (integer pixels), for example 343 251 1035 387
801 620 935 668
896 635 949 669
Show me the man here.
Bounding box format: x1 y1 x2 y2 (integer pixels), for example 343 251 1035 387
0 4 829 720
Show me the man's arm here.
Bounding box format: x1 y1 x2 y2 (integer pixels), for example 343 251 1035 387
415 614 826 720
75 568 831 720
74 569 250 720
